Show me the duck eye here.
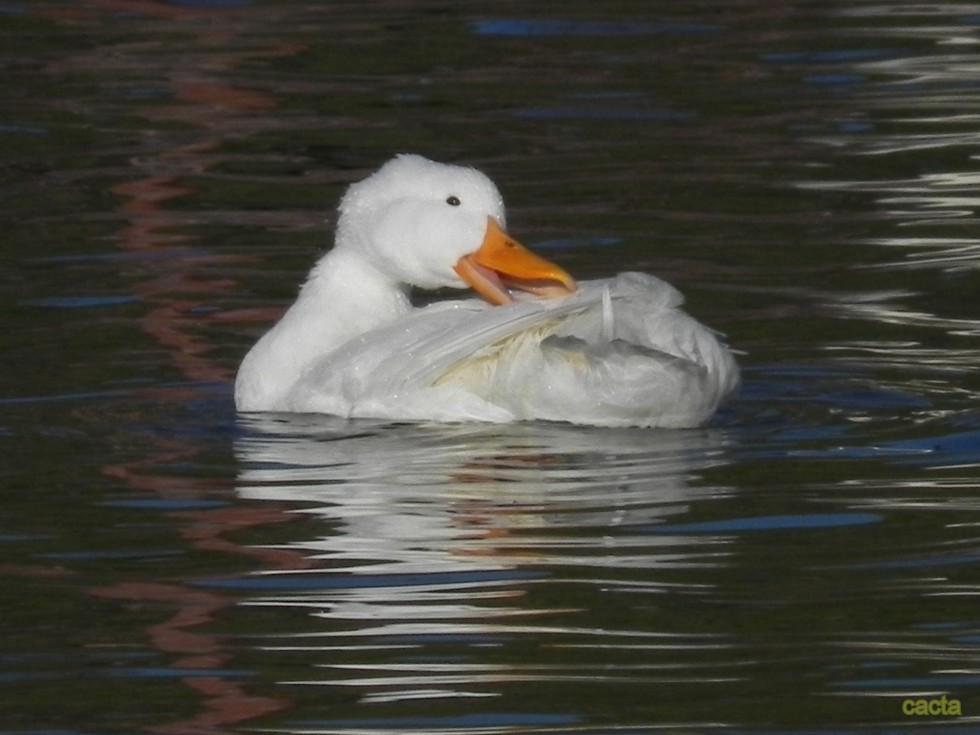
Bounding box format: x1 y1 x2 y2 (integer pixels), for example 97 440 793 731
446 195 461 207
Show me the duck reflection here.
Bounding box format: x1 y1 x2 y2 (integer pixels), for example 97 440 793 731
236 416 731 573
233 416 733 699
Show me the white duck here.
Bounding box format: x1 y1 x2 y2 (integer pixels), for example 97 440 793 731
235 154 739 428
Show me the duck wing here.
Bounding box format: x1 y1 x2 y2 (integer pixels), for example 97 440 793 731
285 272 739 427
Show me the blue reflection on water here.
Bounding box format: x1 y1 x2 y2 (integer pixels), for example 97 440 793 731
882 430 980 465
805 74 867 86
0 122 46 134
0 390 132 406
514 107 695 122
533 236 624 250
109 666 252 679
23 295 141 309
644 512 882 535
167 0 251 7
308 712 579 730
40 550 184 561
845 552 980 571
760 49 903 64
199 569 549 591
732 364 980 470
472 19 723 37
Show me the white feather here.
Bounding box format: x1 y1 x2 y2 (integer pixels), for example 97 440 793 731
235 157 739 428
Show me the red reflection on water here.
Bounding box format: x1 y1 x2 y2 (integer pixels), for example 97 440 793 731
91 501 316 734
50 2 314 732
91 579 289 734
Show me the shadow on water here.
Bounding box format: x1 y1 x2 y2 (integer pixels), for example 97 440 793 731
2 1 980 734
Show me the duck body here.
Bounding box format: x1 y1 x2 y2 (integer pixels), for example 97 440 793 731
235 155 739 428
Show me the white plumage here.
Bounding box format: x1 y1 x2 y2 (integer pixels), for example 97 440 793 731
235 155 739 428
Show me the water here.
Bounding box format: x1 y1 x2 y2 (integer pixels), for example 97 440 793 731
2 1 980 733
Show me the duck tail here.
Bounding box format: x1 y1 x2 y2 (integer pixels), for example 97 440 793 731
601 284 614 342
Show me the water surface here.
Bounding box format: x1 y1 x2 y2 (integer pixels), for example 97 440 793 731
2 1 980 733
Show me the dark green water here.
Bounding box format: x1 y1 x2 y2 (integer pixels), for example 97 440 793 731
2 1 980 733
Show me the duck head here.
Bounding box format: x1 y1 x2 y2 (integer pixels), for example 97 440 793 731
336 154 577 304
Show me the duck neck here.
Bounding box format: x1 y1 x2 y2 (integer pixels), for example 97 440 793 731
235 246 411 410
303 246 411 333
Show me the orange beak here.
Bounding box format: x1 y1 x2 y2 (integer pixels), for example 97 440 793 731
454 218 577 305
